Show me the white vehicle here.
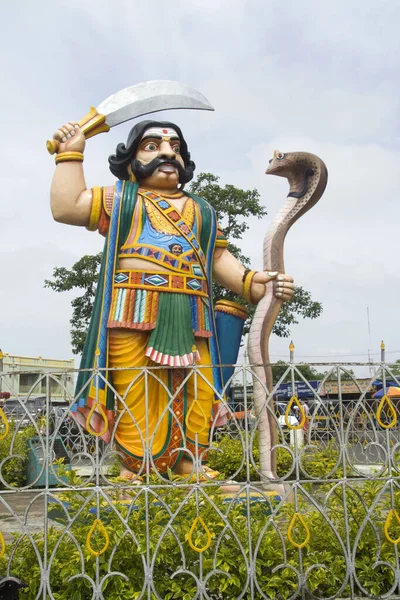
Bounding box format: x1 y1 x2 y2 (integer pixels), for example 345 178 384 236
278 414 299 428
275 402 300 428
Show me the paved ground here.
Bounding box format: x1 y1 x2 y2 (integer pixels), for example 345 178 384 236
0 491 56 543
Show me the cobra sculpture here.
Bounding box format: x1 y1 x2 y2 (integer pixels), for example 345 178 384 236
248 150 328 484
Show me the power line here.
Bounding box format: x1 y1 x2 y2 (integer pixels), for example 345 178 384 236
270 350 400 359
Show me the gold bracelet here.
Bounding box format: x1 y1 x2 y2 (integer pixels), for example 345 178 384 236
86 187 103 232
243 270 257 304
55 151 84 164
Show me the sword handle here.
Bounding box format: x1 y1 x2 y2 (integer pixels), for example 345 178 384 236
46 107 110 155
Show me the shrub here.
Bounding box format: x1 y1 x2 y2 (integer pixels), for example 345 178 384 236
0 433 396 598
0 421 37 487
0 465 399 599
208 433 341 481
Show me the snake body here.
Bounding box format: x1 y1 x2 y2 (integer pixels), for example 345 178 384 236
247 151 328 482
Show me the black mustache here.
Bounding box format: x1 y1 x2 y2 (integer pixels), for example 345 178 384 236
131 157 194 184
132 158 184 179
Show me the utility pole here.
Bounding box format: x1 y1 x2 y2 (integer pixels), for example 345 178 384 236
0 349 3 395
366 307 374 376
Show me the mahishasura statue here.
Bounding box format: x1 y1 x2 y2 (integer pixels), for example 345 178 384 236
49 80 295 480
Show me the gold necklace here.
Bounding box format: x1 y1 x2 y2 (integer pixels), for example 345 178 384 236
143 197 195 234
160 191 184 199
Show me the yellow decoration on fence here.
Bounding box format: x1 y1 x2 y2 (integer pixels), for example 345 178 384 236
384 510 400 544
0 531 6 558
0 408 9 441
85 402 109 437
86 518 110 557
285 396 306 430
185 399 208 434
188 517 212 553
287 512 310 549
376 395 397 429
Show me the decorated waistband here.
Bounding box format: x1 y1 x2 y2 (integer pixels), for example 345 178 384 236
119 246 204 277
114 270 208 297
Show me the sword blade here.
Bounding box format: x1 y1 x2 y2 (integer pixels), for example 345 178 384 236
97 80 214 128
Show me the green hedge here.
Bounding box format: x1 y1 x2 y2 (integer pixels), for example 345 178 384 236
208 433 343 480
0 463 399 599
0 422 37 488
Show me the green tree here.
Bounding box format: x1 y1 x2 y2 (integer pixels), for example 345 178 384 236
45 253 102 355
45 173 322 354
389 359 400 376
272 360 326 384
271 361 356 384
191 174 322 336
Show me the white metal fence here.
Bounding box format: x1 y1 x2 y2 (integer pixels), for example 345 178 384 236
0 357 399 599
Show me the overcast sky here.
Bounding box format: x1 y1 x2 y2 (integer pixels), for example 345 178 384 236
0 0 399 375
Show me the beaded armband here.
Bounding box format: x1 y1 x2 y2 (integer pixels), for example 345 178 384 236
243 270 257 304
86 187 103 232
216 224 228 248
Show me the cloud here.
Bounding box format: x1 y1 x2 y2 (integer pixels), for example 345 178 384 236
0 0 399 374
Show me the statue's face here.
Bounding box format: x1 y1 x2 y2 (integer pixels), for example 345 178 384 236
169 243 183 256
135 127 185 190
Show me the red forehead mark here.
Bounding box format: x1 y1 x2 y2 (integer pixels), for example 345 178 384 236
162 129 168 134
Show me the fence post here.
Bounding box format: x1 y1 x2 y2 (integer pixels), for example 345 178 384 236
290 428 304 449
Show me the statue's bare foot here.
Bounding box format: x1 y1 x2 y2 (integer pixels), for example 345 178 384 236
173 457 196 476
116 466 142 500
173 460 241 492
119 466 142 481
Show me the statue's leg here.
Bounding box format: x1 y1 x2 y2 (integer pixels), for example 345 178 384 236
109 332 216 478
174 338 214 475
108 329 170 476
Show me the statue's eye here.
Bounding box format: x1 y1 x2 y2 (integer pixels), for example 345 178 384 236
276 152 285 160
143 142 158 151
172 144 180 154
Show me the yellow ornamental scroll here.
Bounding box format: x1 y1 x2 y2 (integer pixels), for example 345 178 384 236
188 516 212 553
285 396 306 430
0 531 5 558
376 395 397 429
0 408 9 441
185 399 208 435
287 512 310 549
86 519 110 557
85 402 109 437
384 510 400 545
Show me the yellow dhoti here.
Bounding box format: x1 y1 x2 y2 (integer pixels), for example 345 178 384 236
108 329 215 473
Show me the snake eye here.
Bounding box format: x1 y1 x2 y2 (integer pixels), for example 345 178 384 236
276 152 285 160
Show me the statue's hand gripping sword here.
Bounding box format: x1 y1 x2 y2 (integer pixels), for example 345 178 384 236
46 80 214 155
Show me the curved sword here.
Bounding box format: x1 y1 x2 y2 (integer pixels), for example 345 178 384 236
46 80 214 155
